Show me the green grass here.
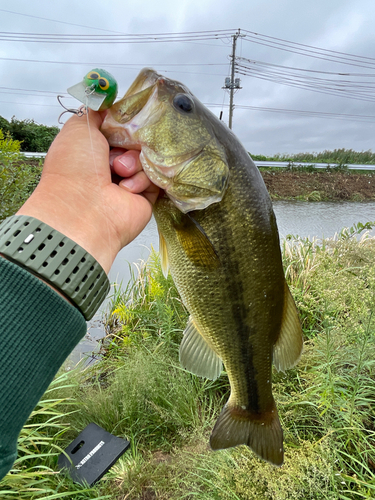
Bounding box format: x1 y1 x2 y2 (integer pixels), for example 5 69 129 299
0 371 111 499
1 228 375 499
251 148 375 165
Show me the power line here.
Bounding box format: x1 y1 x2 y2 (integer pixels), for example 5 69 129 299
235 64 375 103
2 26 375 125
241 30 375 70
242 30 375 63
206 104 375 122
237 57 375 78
0 86 67 95
0 56 227 68
1 26 374 69
0 30 235 44
0 8 125 34
0 100 60 108
236 63 375 92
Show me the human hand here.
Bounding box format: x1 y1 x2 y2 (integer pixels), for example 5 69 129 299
17 110 159 273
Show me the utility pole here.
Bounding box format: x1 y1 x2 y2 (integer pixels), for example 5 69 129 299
224 30 242 129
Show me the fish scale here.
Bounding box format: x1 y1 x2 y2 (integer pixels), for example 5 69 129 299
101 68 303 466
188 187 282 410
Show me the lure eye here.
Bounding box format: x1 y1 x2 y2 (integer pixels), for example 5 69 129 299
173 94 194 113
87 72 100 80
98 78 109 90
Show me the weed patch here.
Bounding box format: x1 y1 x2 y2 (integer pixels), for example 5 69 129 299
2 229 375 499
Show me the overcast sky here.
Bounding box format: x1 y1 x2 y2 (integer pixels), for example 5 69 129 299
1 0 375 155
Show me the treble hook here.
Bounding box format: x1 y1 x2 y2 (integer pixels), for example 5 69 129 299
57 95 87 124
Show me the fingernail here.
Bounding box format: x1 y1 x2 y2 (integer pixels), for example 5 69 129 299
118 155 136 170
120 178 134 190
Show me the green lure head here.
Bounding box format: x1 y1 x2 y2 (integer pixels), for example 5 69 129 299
67 68 118 111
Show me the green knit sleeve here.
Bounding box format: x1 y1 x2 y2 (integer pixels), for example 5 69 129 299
0 257 87 480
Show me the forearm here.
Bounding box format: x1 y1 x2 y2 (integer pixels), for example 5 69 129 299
0 257 87 480
0 110 158 480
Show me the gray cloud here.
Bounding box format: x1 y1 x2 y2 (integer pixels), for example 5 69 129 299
1 0 375 154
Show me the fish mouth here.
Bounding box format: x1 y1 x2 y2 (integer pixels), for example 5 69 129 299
122 68 161 99
102 68 203 165
101 70 163 149
110 68 163 126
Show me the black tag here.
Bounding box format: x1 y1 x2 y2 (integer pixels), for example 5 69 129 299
58 422 130 486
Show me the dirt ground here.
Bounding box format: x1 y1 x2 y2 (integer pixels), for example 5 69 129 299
261 171 375 201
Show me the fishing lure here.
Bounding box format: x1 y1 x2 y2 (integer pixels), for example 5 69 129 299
58 68 118 123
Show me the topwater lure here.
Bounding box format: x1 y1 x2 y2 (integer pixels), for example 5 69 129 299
58 68 118 123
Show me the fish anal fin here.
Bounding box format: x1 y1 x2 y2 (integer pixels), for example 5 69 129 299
179 316 223 381
273 282 303 372
174 213 220 269
210 402 283 466
158 229 169 278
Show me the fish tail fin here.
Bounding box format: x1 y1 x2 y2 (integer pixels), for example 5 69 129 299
210 402 283 466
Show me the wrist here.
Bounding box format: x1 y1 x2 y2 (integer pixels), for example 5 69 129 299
17 181 120 274
0 216 110 320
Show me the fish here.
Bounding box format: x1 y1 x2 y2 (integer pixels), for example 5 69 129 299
101 68 303 466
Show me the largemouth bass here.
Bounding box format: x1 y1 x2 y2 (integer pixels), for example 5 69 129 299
101 69 303 466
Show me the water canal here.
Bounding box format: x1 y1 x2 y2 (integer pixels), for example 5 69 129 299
68 201 375 367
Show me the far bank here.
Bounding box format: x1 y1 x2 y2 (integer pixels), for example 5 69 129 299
260 169 375 201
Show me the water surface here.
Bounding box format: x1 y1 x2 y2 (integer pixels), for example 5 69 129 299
273 201 375 240
68 201 375 367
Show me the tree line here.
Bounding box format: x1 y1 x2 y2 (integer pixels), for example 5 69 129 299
0 115 59 153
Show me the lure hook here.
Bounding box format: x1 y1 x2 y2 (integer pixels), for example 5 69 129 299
57 95 87 124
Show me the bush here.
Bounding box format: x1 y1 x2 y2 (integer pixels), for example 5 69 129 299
0 115 59 152
0 129 42 222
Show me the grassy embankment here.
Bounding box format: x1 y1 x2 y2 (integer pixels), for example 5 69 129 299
1 224 375 499
251 149 375 202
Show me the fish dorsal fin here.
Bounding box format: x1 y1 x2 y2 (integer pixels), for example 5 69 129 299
174 213 220 269
179 316 223 381
273 282 303 372
158 229 169 278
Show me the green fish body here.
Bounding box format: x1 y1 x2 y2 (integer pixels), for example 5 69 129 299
101 69 303 466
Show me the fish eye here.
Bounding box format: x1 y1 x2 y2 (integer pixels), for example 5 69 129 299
173 94 194 113
87 72 100 80
99 78 109 90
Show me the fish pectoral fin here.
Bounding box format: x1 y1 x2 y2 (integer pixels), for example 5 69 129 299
210 402 284 466
273 282 304 372
179 316 223 381
174 214 220 269
158 229 169 278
